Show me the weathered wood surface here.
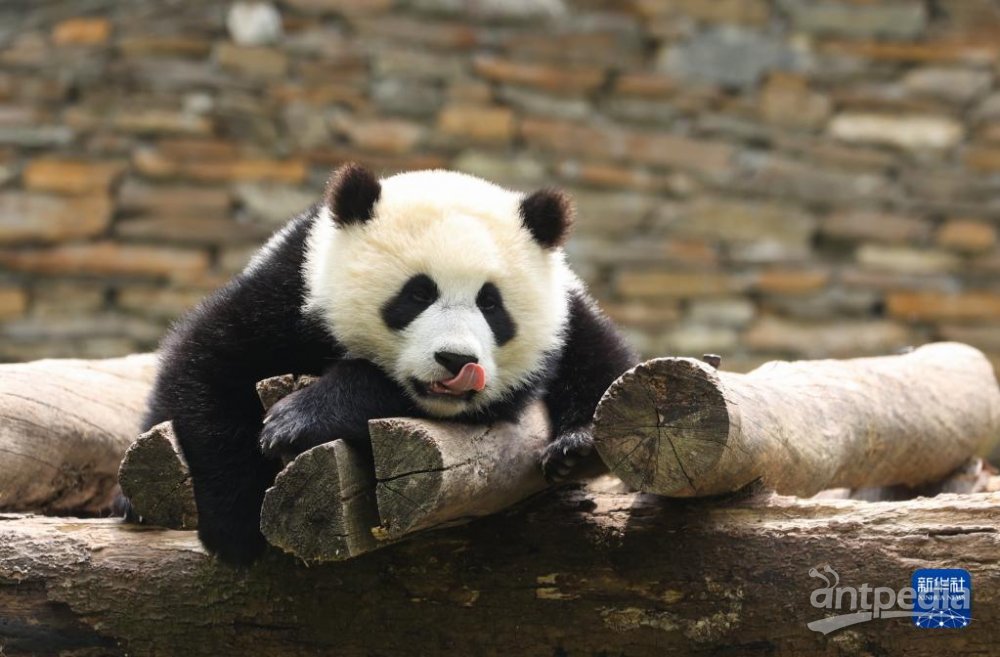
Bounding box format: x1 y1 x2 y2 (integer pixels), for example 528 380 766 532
0 353 157 513
371 401 550 540
117 421 197 529
122 373 553 560
594 342 1000 497
259 399 551 560
2 486 1000 657
261 437 381 560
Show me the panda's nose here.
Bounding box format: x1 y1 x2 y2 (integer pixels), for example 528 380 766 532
435 351 479 376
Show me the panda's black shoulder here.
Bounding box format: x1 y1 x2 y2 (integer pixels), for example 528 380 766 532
149 204 335 415
235 204 322 287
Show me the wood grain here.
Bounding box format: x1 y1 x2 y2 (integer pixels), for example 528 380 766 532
594 342 1000 496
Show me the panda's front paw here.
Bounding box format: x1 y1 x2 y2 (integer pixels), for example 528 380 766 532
541 429 601 483
259 388 333 460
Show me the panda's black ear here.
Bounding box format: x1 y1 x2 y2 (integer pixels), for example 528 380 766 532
520 188 574 249
324 163 381 226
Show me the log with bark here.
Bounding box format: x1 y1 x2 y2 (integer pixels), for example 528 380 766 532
2 485 1000 657
120 343 1000 562
261 402 551 560
594 342 1000 497
5 346 1000 655
121 373 552 560
0 353 157 514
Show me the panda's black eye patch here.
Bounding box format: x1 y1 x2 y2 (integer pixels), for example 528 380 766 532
477 282 516 346
382 274 439 330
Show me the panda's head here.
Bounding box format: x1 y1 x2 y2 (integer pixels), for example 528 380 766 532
303 163 576 418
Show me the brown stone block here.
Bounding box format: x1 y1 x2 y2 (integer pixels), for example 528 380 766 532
268 83 368 111
554 161 698 196
663 198 816 247
30 281 107 317
758 73 831 130
215 43 289 78
473 57 605 95
634 0 769 24
0 285 27 319
936 219 998 253
744 316 910 358
333 117 426 155
437 105 515 144
118 180 231 215
0 242 210 280
888 291 1000 321
821 210 932 244
856 245 960 273
613 72 678 98
101 109 213 136
117 286 210 319
133 149 307 184
155 139 240 161
521 118 734 176
306 149 449 174
964 146 1000 171
755 269 831 295
354 17 478 49
116 215 269 245
23 159 126 195
285 0 393 14
499 31 641 67
616 270 740 299
601 301 681 330
117 35 213 58
52 18 111 46
0 193 112 244
821 38 999 64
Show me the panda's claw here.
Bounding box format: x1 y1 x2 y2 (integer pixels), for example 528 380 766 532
258 388 330 460
541 429 597 484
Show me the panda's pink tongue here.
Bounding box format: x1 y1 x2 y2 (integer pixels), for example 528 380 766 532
438 363 487 393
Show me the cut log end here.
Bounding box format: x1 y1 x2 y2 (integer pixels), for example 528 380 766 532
595 343 1000 499
371 403 551 541
260 439 383 561
370 420 445 539
593 357 731 496
256 374 317 411
117 422 198 530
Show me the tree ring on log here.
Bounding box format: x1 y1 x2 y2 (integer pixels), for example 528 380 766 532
593 358 734 496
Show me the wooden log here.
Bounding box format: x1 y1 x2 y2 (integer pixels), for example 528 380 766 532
594 342 1000 497
117 421 197 529
259 401 551 560
0 353 157 513
255 376 551 560
371 401 550 540
119 373 553 560
2 487 1000 656
260 437 381 560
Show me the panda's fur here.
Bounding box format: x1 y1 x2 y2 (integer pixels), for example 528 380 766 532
142 164 638 565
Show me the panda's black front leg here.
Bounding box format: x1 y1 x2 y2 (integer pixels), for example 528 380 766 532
259 358 416 460
540 290 640 483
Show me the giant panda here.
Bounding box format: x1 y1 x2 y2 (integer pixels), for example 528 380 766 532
141 164 638 565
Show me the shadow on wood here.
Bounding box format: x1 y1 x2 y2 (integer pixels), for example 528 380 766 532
3 485 1000 657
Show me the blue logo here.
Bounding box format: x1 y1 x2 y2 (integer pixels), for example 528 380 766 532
912 569 971 628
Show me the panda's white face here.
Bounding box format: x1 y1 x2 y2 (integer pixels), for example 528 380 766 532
303 169 574 418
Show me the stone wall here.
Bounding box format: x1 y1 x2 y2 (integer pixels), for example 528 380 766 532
0 0 998 371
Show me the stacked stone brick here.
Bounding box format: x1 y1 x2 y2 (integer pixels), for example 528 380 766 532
0 0 998 371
